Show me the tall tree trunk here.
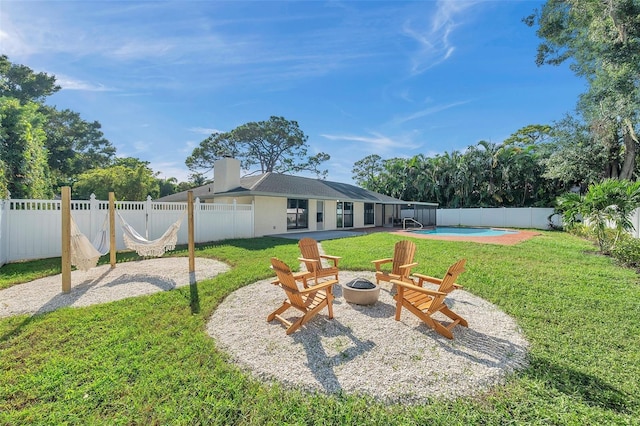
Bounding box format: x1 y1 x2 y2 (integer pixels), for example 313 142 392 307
620 119 638 180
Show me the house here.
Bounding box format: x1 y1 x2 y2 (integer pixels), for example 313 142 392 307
158 157 437 237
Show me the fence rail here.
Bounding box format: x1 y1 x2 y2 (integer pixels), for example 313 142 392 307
0 195 254 265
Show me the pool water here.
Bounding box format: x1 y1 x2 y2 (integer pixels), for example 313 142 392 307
413 227 518 237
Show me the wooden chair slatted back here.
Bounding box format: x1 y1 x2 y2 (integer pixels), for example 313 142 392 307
270 257 306 308
298 238 325 272
392 240 416 276
438 259 466 294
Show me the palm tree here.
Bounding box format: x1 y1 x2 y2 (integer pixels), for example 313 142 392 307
556 179 640 253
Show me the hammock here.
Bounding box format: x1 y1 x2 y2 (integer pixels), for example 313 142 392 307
91 214 111 255
70 214 109 272
118 211 183 257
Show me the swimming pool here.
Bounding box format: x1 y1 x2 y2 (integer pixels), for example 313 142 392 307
412 227 518 237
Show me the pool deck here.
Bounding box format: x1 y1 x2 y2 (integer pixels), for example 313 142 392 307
392 228 541 245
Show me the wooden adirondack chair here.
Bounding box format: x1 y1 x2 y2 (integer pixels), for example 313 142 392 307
298 238 341 285
371 240 418 285
412 258 466 294
391 259 468 339
268 257 336 335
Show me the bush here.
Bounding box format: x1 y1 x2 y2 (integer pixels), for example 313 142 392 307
610 235 640 269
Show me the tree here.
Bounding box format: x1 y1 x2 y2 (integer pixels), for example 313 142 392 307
543 115 608 190
0 55 60 103
352 154 384 190
0 97 53 198
42 107 116 190
73 157 159 200
525 0 640 179
158 177 178 197
556 179 640 252
186 116 330 178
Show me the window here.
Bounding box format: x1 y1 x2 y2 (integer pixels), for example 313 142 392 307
287 199 308 229
364 203 374 225
337 201 353 228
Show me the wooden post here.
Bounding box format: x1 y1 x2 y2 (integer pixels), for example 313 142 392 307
61 186 71 293
188 190 195 273
109 192 116 268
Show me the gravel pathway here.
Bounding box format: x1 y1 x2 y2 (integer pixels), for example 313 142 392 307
207 270 530 404
0 257 229 318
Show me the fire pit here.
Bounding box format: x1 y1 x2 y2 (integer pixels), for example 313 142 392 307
342 278 380 305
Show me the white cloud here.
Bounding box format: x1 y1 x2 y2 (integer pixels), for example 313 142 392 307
392 100 471 125
56 76 114 92
321 131 421 152
403 0 480 75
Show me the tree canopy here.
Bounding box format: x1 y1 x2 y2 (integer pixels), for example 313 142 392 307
525 0 640 180
186 116 330 179
0 54 60 103
73 158 160 200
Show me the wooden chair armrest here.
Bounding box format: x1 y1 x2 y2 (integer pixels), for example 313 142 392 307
298 257 320 273
412 273 462 289
292 271 310 280
399 262 418 270
298 279 338 294
412 273 442 285
371 258 392 264
272 271 310 287
391 279 446 296
320 254 341 266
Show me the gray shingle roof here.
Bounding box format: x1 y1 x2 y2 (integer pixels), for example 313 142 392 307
157 172 425 204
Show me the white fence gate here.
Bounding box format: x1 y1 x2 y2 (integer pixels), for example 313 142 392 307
0 195 254 265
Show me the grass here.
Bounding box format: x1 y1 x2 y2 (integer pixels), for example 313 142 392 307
1 231 639 425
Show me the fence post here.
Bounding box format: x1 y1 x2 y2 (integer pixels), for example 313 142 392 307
233 199 237 238
89 193 98 240
188 191 195 273
0 199 6 267
251 200 255 238
61 187 71 293
194 197 201 243
145 195 152 239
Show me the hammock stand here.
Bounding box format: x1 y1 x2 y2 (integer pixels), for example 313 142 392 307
61 189 196 294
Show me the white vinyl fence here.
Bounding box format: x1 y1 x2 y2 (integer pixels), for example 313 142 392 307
437 207 560 229
0 195 254 265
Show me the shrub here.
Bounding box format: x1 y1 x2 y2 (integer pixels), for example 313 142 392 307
610 235 640 269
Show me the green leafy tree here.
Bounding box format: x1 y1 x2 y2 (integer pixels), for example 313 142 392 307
42 107 116 190
352 154 384 191
73 157 159 200
543 115 608 190
0 97 53 198
186 116 330 178
526 0 640 179
0 55 60 103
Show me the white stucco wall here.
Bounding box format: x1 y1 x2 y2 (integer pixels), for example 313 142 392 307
254 196 287 237
324 200 338 229
353 202 365 228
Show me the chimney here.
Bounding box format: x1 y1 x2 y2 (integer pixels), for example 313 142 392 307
213 157 241 193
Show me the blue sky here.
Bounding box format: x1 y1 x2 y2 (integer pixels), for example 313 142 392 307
1 0 585 185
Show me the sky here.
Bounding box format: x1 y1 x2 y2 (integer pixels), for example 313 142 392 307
0 0 586 185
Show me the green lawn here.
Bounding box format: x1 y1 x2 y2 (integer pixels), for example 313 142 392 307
1 232 639 425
